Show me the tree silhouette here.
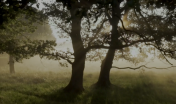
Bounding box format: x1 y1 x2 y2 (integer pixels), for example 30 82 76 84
44 0 176 91
93 0 176 87
0 11 56 73
44 0 108 92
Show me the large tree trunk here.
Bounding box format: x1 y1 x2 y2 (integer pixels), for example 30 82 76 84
95 48 116 87
64 52 86 92
64 8 86 93
9 54 15 74
94 1 121 88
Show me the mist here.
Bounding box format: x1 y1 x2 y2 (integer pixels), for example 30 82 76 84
1 0 176 103
1 53 176 74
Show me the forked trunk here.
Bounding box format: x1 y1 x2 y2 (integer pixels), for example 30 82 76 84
64 8 86 93
9 54 15 74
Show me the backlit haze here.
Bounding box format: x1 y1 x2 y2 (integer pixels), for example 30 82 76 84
1 0 176 74
35 0 176 71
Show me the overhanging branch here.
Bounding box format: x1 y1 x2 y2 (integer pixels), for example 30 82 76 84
112 65 176 70
41 52 73 64
86 45 109 52
145 43 175 65
88 18 108 46
122 39 155 48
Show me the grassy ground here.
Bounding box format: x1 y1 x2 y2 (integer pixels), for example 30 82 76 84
0 68 176 104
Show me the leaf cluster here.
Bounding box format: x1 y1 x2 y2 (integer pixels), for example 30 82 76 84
0 0 38 29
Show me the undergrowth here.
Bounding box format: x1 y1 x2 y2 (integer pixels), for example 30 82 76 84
0 68 176 104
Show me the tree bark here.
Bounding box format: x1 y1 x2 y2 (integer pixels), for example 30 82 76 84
94 1 121 88
64 8 86 93
9 54 15 74
95 48 116 87
64 53 86 93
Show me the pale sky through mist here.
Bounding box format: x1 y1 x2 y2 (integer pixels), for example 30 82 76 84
35 0 73 51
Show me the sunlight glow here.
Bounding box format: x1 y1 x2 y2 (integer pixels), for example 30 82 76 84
118 20 129 28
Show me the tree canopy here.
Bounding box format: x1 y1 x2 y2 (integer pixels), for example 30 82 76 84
0 0 39 28
42 0 176 91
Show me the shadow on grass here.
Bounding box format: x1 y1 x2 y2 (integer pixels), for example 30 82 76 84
16 87 83 104
82 82 176 104
43 88 82 103
13 76 176 104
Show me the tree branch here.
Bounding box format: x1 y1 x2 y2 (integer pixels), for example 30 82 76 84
120 1 130 13
86 45 109 52
145 43 175 65
159 51 173 65
112 65 176 70
41 52 73 64
105 7 112 24
88 18 108 46
57 23 71 34
121 39 155 48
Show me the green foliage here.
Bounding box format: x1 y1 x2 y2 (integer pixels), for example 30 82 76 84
0 0 38 29
0 9 57 62
0 39 56 62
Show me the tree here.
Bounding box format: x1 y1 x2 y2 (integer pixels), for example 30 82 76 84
0 0 47 74
94 0 176 87
44 0 176 91
49 0 148 88
9 21 55 73
0 10 56 74
48 0 96 92
44 0 107 92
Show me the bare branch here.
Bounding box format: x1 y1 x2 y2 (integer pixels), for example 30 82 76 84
122 39 155 48
105 8 112 24
159 51 173 65
86 38 156 52
116 14 149 43
145 43 175 65
119 9 175 65
57 23 71 34
41 52 73 64
86 45 109 52
88 18 108 45
112 65 176 70
120 1 130 13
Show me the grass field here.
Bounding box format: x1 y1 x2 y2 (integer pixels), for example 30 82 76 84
0 68 176 104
